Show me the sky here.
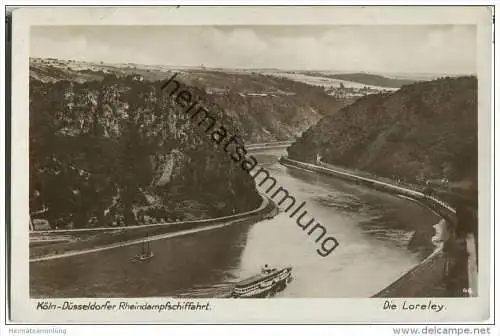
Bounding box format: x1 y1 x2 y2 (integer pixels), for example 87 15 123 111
30 25 476 75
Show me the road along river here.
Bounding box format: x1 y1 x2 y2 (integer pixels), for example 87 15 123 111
30 148 440 298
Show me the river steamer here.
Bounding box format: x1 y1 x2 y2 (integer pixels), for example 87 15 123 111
232 266 293 298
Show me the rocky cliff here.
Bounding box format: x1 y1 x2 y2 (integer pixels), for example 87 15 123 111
29 76 262 229
288 76 478 192
178 71 349 142
30 58 350 143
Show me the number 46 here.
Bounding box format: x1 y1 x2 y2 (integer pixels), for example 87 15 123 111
462 288 474 295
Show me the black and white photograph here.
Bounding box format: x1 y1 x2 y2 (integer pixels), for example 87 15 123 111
8 6 493 324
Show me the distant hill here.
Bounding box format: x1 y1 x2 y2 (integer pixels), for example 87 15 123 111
30 58 351 143
308 72 419 88
287 76 478 198
187 71 351 142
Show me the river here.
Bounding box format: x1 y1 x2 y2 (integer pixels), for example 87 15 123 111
30 148 439 298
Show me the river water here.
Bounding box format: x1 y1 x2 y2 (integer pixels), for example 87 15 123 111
30 148 439 298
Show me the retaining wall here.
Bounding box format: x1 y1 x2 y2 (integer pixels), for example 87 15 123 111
30 194 278 261
280 156 475 298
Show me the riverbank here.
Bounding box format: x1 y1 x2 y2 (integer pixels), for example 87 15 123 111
279 156 472 298
280 157 457 220
31 149 450 298
30 193 278 262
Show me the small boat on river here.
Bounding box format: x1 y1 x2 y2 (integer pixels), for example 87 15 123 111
231 265 293 298
131 239 154 262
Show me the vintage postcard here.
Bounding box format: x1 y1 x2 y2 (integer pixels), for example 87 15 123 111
9 6 493 323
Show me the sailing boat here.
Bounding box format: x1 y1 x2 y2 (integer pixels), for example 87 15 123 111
135 238 154 261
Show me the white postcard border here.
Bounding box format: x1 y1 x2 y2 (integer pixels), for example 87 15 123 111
9 5 494 323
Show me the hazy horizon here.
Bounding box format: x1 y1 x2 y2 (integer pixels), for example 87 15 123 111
31 25 477 76
30 56 473 82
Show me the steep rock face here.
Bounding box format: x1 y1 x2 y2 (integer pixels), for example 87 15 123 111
180 72 349 142
288 77 478 189
29 76 261 229
208 91 338 142
29 59 350 143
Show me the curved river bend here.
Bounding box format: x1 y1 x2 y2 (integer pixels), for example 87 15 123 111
31 148 439 298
